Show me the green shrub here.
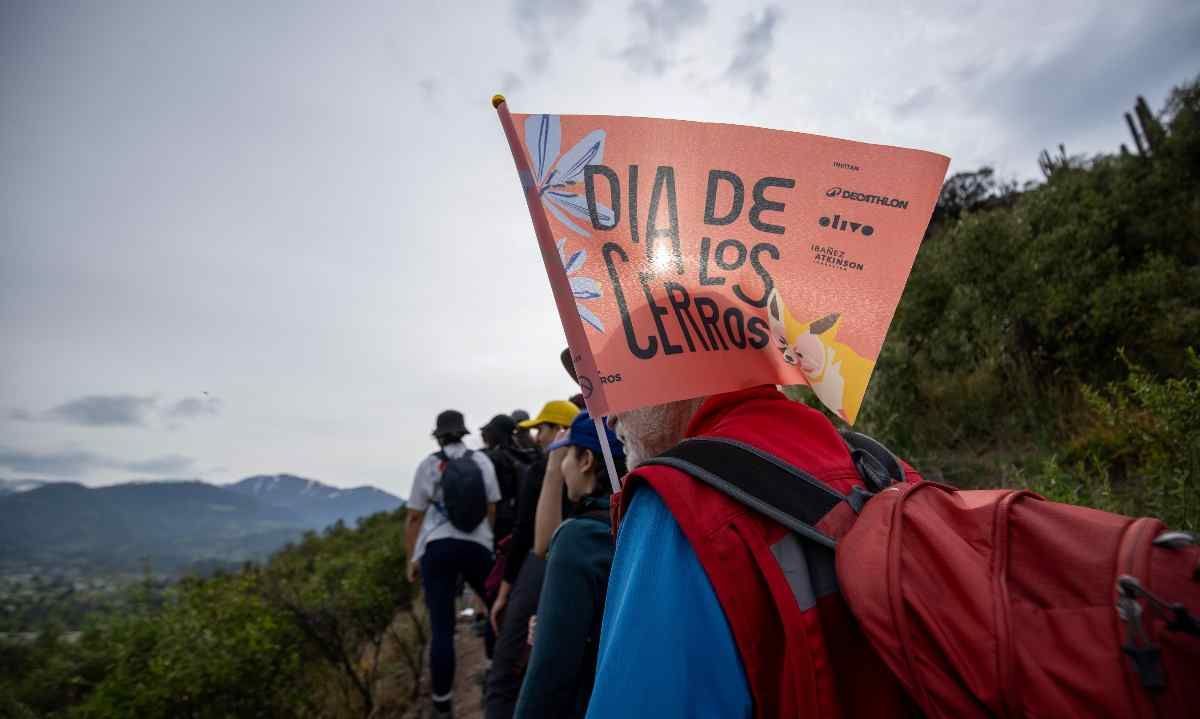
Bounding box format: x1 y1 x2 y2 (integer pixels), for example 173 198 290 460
856 76 1200 460
792 76 1200 535
74 571 308 719
1020 350 1200 530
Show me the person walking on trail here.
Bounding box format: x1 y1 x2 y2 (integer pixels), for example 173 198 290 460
485 398 579 719
480 413 536 544
405 409 502 719
510 409 537 452
514 411 626 719
585 386 921 719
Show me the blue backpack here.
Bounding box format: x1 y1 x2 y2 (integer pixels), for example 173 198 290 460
435 450 488 532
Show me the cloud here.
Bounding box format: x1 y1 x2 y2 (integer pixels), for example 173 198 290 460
0 449 99 476
894 85 938 117
417 77 437 103
0 447 195 477
511 0 592 75
620 0 709 76
977 4 1200 145
44 394 157 427
499 71 524 95
725 5 781 96
164 395 222 420
122 453 196 474
12 394 222 427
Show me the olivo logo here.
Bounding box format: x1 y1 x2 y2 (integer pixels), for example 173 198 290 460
818 214 874 236
825 186 909 210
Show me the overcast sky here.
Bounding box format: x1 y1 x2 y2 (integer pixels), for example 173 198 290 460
2 0 1198 497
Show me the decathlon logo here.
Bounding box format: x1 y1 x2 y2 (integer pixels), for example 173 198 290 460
824 187 909 210
818 214 874 236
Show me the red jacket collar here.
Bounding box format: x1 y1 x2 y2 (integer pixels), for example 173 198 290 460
685 384 794 437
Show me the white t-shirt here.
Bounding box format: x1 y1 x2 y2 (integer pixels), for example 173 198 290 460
407 442 501 562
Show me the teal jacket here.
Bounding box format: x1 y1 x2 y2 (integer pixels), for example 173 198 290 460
514 496 613 719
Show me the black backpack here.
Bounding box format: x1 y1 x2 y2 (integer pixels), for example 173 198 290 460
435 450 488 532
486 446 535 539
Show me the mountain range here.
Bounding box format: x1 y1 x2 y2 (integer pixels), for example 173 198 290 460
0 474 404 571
0 478 47 495
225 474 402 531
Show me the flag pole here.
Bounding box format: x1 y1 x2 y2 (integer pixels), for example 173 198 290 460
493 94 621 493
592 414 622 494
492 93 583 339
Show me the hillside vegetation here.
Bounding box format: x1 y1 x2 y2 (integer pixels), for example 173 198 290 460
826 75 1200 530
1 511 423 718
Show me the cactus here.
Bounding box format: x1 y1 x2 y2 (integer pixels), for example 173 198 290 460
1038 143 1070 179
1125 112 1147 156
1132 95 1161 153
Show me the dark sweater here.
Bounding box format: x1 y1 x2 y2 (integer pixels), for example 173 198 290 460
503 456 573 584
485 444 537 543
514 496 613 719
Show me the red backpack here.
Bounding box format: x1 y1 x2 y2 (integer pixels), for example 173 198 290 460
836 481 1200 719
634 423 1200 718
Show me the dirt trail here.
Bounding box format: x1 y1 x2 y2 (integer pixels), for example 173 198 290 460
391 610 489 719
446 616 488 719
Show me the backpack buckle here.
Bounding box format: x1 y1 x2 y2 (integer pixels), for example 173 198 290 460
841 431 905 492
846 485 875 514
848 448 891 493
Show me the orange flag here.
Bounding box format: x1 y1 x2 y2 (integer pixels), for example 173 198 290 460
495 97 949 423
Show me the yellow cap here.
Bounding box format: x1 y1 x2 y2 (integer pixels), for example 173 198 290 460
517 400 580 429
491 94 506 108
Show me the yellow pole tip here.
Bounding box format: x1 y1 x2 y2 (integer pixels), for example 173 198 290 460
491 94 506 109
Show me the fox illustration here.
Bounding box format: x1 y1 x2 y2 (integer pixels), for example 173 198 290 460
765 288 875 423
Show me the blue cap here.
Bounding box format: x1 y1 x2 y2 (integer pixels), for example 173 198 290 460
547 411 625 460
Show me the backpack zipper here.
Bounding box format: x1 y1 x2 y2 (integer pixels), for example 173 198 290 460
1115 517 1163 719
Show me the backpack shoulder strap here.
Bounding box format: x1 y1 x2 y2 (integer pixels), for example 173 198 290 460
642 436 845 550
437 449 477 466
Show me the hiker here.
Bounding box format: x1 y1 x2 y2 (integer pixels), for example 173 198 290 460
405 409 502 719
479 413 540 659
585 386 918 718
485 398 579 719
514 412 625 719
480 413 537 544
510 409 537 451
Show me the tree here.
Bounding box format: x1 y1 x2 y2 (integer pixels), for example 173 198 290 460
262 511 416 717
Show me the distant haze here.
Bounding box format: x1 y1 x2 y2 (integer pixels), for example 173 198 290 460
2 1 1198 497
